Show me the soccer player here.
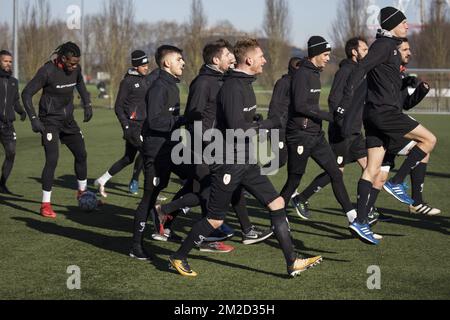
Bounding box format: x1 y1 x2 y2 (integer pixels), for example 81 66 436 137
168 39 323 278
291 37 390 223
152 40 273 250
337 7 437 239
129 45 191 261
0 50 27 194
377 39 440 216
95 50 151 198
264 57 303 170
22 42 93 218
279 36 363 240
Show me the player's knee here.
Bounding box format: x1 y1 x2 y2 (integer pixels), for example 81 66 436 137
329 167 343 182
45 155 58 168
5 149 16 161
427 133 437 151
268 197 285 211
207 219 224 229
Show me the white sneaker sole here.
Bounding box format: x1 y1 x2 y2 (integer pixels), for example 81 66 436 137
242 231 274 245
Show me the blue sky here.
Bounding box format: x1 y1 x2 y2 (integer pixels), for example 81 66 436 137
1 0 422 47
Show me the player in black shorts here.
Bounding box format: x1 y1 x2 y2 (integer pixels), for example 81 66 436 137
168 39 323 278
151 40 273 249
290 37 369 220
279 36 361 236
264 57 303 171
95 50 151 198
376 39 440 216
337 7 437 243
22 42 93 219
0 50 27 194
129 45 193 261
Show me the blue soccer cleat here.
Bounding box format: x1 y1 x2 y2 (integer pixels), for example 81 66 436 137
383 181 414 205
349 222 380 245
129 180 139 195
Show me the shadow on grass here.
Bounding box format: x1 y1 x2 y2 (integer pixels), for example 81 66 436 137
0 195 65 216
12 216 293 279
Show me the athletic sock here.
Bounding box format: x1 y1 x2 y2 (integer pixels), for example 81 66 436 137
78 180 87 192
299 172 331 202
42 190 52 203
391 146 427 184
346 209 357 224
411 162 427 206
97 171 113 186
367 188 381 214
357 179 373 224
270 209 297 266
173 218 216 260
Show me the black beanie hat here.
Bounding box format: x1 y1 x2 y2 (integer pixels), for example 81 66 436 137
380 7 407 31
131 50 149 67
308 36 331 58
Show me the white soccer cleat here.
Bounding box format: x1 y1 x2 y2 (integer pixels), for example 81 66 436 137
409 204 441 216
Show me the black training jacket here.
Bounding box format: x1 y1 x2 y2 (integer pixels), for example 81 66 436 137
288 59 333 135
142 69 182 138
21 61 91 126
400 71 430 111
115 68 152 128
185 65 224 136
268 72 294 130
0 69 25 124
328 59 367 139
340 31 403 115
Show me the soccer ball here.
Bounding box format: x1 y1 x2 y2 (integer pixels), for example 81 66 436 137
78 191 99 212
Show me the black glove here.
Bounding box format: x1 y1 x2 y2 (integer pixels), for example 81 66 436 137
123 125 141 148
175 116 187 128
31 117 45 133
254 113 264 122
123 125 132 139
19 112 27 122
84 104 93 123
403 76 419 89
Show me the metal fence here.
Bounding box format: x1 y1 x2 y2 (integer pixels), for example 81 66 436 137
407 69 450 114
255 69 450 114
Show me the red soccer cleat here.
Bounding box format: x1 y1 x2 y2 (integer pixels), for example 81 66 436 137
40 203 57 219
77 190 87 201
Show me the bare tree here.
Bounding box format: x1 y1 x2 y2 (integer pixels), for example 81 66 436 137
19 0 65 81
93 0 136 107
262 0 291 88
413 0 450 111
330 0 369 60
183 0 208 84
0 23 12 50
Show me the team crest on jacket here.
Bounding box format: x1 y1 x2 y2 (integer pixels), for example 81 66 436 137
153 177 160 187
47 133 53 142
279 142 285 149
135 83 140 88
297 146 304 155
223 174 231 186
13 132 17 141
337 156 344 165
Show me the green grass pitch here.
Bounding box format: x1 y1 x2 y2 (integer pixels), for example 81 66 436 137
0 109 449 300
